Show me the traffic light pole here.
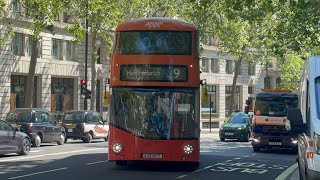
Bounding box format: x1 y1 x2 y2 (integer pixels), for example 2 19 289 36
84 8 88 110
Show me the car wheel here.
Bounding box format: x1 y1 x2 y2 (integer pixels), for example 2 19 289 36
19 138 31 155
57 133 65 145
253 146 260 152
32 134 41 147
83 133 93 143
220 138 225 141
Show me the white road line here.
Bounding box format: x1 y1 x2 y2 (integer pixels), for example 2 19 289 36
0 148 104 163
8 167 68 179
30 150 43 153
86 160 107 165
177 175 187 179
275 163 298 180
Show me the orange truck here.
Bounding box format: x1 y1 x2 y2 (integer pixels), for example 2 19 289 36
251 89 299 152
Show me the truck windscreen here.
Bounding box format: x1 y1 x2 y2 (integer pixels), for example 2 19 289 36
255 97 298 117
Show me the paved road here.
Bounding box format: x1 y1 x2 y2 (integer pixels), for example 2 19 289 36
0 131 298 180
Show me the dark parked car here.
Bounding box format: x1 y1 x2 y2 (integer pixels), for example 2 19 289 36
219 112 252 142
5 108 66 147
0 119 31 155
62 110 109 143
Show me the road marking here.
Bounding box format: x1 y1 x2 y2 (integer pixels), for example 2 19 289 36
30 150 43 153
0 148 104 163
86 160 107 165
275 163 298 180
177 175 187 179
8 167 68 179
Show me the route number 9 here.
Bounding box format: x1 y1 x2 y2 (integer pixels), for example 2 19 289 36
173 68 180 78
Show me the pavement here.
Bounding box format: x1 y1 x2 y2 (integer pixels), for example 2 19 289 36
199 129 300 180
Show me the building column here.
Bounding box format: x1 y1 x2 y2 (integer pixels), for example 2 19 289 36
218 84 226 120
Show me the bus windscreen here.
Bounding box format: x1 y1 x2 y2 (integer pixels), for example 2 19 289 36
110 87 199 140
119 31 192 55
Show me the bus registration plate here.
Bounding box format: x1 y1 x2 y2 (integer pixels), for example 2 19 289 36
142 153 163 158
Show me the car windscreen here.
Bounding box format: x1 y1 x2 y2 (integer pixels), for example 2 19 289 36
6 110 32 123
119 31 192 55
63 112 86 123
226 113 249 124
316 76 320 119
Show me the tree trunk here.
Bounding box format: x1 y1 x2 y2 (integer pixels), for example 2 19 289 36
227 47 246 117
90 30 97 111
25 37 38 108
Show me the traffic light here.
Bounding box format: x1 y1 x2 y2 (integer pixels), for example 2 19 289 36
80 79 86 99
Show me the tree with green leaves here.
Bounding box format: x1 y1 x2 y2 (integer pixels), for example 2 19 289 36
18 0 64 107
177 1 277 117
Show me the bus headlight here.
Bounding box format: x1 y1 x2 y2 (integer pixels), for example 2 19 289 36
183 144 194 155
112 142 123 153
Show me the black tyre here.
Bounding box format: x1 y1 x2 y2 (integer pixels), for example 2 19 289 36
57 134 65 145
19 138 31 155
185 162 200 171
220 138 225 141
32 134 41 147
253 146 260 152
83 133 93 143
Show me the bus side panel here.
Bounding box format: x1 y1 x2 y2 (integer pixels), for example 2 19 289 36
108 126 135 161
170 140 199 162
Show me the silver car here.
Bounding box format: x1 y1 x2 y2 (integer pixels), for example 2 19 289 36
0 120 31 155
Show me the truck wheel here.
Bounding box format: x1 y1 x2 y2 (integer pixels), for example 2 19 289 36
220 138 225 141
253 146 260 152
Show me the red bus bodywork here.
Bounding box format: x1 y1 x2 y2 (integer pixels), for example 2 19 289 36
108 18 200 167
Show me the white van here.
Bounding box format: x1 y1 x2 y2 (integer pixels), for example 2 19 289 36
289 55 320 179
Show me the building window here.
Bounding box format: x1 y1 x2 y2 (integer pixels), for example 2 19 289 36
248 62 256 75
12 1 21 14
276 77 281 88
26 36 42 58
63 12 69 23
225 60 233 74
264 76 271 89
51 78 74 112
201 85 218 119
202 122 219 129
201 57 209 73
248 86 254 94
225 86 241 116
11 75 37 109
52 39 61 59
210 58 219 73
12 33 23 55
65 41 74 61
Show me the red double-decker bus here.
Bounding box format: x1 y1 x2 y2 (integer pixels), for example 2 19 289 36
108 17 200 169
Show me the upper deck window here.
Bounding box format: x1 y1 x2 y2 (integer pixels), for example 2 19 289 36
119 31 191 55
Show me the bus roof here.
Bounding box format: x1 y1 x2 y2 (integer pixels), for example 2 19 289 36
256 92 298 99
115 17 197 31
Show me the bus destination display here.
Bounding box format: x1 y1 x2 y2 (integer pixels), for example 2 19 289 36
120 64 188 82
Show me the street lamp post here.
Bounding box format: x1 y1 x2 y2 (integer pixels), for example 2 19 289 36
84 3 88 110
